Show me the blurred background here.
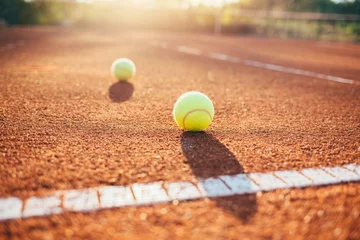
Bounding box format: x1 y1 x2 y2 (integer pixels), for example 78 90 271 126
1 0 360 42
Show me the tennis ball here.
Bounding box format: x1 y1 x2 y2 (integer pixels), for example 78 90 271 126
173 91 214 132
111 58 136 81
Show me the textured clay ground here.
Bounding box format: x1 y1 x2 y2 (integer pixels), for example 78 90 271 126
0 27 360 239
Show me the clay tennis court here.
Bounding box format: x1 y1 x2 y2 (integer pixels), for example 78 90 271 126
1 26 360 239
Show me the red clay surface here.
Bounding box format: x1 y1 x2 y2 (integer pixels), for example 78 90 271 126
0 27 360 239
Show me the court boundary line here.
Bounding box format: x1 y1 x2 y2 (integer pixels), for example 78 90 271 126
151 42 358 85
0 164 359 222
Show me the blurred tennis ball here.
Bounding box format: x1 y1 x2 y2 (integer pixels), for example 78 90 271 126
111 58 136 81
173 91 214 132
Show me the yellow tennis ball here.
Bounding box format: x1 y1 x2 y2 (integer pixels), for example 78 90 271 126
173 91 214 131
111 58 136 81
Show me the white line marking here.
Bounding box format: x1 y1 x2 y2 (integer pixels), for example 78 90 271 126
0 198 22 221
322 166 360 182
243 60 355 84
152 42 358 85
1 164 359 221
344 164 360 175
63 189 99 212
177 46 202 55
344 164 357 171
355 166 360 175
274 170 313 188
164 181 202 201
354 166 360 175
208 52 231 61
98 186 135 209
247 172 289 191
131 182 170 205
301 168 340 186
228 56 242 63
220 174 260 194
23 195 62 218
197 177 233 197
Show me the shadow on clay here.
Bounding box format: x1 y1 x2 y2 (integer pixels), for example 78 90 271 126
108 81 134 103
181 132 257 223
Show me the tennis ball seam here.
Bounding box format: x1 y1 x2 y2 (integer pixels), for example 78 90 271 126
182 109 213 131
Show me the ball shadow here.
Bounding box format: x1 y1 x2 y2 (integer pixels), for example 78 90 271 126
181 132 257 223
108 81 134 103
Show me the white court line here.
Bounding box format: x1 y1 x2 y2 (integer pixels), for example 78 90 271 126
151 42 358 85
208 52 231 61
243 60 355 84
177 46 202 55
1 164 359 221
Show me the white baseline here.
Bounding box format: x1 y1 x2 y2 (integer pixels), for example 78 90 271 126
0 164 359 221
152 42 358 85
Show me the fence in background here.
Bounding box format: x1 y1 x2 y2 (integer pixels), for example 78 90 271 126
208 9 360 41
199 8 360 34
2 0 360 41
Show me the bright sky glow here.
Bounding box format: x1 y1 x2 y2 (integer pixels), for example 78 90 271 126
189 0 239 7
131 0 239 8
25 0 240 8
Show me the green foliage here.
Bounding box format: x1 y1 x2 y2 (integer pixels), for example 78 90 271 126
229 0 360 14
223 0 360 42
0 0 17 24
289 0 360 14
1 0 74 25
224 17 360 42
1 0 359 42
